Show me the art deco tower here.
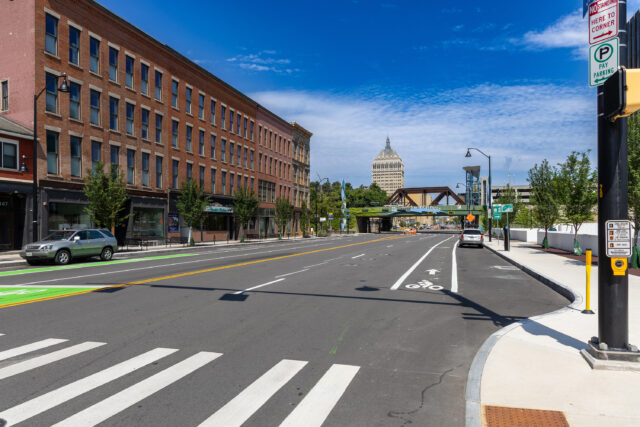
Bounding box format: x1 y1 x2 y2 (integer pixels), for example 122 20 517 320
371 137 404 195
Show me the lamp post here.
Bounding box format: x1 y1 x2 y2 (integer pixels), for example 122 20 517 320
465 148 492 241
314 176 329 236
31 73 70 242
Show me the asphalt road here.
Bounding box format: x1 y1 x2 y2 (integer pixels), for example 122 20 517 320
0 233 568 426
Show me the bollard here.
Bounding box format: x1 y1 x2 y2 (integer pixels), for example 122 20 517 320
582 249 595 314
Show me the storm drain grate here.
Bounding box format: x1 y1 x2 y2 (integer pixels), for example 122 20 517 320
483 405 569 427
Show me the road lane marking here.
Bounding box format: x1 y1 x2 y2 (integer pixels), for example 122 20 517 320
279 364 360 427
0 341 105 380
0 347 178 426
390 236 452 290
386 245 394 248
0 235 402 309
53 351 221 427
451 241 459 293
233 278 285 295
351 254 365 259
0 338 67 362
199 359 308 427
275 269 309 278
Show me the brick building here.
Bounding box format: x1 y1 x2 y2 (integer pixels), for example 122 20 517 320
291 123 312 233
0 0 311 247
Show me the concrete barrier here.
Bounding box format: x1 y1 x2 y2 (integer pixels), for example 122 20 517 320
536 231 599 256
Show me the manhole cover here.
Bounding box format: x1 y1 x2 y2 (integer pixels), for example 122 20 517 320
483 405 569 427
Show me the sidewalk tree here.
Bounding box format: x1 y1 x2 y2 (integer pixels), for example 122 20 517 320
557 151 597 255
300 207 310 237
528 159 561 248
628 113 640 267
233 186 259 242
495 184 522 228
275 197 293 239
83 162 130 234
176 179 210 246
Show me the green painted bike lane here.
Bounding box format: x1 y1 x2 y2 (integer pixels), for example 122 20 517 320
0 253 197 277
0 287 101 306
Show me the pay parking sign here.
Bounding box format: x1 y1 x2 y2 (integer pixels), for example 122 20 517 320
589 37 619 87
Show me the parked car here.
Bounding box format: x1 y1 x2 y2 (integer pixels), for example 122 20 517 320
459 228 484 248
20 229 118 265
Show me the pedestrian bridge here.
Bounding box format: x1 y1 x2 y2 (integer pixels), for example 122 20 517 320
349 205 485 218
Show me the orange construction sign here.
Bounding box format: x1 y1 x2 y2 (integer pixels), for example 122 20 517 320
466 213 475 222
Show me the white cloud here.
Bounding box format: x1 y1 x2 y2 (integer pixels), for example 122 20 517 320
227 51 297 73
251 84 596 189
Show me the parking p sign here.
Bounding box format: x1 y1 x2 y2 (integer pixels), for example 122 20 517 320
589 37 619 86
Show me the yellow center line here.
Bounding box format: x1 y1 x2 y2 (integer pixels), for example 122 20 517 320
0 235 404 309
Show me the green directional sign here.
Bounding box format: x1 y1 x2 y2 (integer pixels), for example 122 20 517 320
492 205 502 220
502 204 514 213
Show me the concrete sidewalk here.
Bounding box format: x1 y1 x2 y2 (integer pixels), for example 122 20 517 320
467 239 640 426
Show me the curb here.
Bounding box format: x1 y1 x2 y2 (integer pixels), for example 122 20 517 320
464 243 581 427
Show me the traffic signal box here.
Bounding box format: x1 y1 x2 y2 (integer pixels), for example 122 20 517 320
603 66 640 121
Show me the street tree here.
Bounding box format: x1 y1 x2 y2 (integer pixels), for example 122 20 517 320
233 186 259 242
628 113 640 267
528 159 561 248
300 207 310 237
83 162 129 234
557 151 597 255
177 179 210 246
275 197 293 239
495 184 522 229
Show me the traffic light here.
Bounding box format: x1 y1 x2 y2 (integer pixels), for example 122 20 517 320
603 66 640 121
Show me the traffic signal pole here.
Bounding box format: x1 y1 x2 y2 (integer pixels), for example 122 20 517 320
596 1 630 351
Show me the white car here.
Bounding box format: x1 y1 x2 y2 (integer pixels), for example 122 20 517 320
459 229 484 248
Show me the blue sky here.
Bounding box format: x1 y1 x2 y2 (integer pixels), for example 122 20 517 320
98 0 640 189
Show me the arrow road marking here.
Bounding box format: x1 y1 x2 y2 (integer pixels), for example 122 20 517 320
425 269 439 276
390 236 452 290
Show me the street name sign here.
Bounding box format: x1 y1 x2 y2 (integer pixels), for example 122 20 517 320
605 219 632 257
589 0 618 45
589 37 619 87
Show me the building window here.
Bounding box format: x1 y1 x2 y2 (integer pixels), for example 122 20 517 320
244 176 248 189
221 139 226 162
45 73 58 113
1 80 8 111
172 120 178 148
250 150 254 170
185 87 192 114
186 125 192 152
250 121 254 141
69 136 82 177
141 63 149 95
172 159 179 188
199 130 205 156
69 26 80 65
141 109 149 139
155 156 163 188
243 147 247 168
236 112 241 135
186 162 192 180
91 140 101 171
45 13 58 55
142 152 150 186
46 131 59 174
243 117 248 138
69 82 81 120
109 97 119 131
126 149 135 184
221 106 226 129
108 47 118 82
230 173 234 195
210 99 216 124
171 79 178 108
110 145 119 174
258 153 262 172
258 125 262 144
0 141 17 170
210 168 216 194
210 134 216 159
251 177 254 189
237 174 241 190
154 70 162 101
221 171 226 195
125 56 134 89
229 142 234 164
229 110 234 132
199 165 205 188
89 37 100 73
90 89 100 125
155 113 163 143
198 94 204 119
126 102 135 135
236 144 241 167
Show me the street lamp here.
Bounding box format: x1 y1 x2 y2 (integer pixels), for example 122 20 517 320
31 73 70 242
314 176 329 236
465 147 492 241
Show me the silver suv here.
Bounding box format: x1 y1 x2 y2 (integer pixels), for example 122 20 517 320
20 229 118 265
459 228 484 248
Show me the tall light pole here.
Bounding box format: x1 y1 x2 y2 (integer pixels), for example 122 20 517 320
314 175 328 236
32 73 70 242
466 148 492 241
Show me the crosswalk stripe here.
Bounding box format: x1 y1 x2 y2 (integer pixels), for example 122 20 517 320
0 347 178 426
52 351 221 427
0 338 67 362
198 359 307 427
279 364 360 427
0 341 105 381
